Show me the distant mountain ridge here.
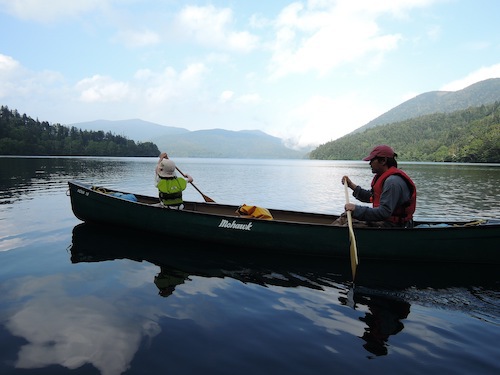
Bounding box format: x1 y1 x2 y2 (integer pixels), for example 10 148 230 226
70 119 305 159
354 78 500 133
70 78 500 159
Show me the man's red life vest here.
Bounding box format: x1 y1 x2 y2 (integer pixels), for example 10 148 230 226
371 167 417 225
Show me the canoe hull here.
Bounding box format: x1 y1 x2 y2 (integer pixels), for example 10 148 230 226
68 180 500 264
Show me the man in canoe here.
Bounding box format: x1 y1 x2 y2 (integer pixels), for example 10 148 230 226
338 145 417 228
155 152 193 209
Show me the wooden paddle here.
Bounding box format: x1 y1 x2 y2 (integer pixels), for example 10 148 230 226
344 178 359 280
175 166 215 203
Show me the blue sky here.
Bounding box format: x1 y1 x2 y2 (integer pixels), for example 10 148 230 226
1 0 499 148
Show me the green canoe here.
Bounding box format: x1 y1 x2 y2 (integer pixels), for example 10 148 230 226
68 180 500 264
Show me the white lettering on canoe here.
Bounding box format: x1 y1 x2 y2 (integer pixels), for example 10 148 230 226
76 188 89 196
219 219 253 231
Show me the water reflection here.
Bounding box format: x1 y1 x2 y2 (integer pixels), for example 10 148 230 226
402 162 500 220
1 157 498 374
0 156 155 204
154 267 190 297
4 275 158 375
68 223 498 360
339 292 410 357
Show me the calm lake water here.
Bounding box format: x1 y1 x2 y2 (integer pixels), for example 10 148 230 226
0 156 499 375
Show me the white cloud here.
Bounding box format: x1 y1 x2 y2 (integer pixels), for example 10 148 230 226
236 93 261 104
133 64 207 104
76 75 130 102
135 67 179 83
219 90 234 103
179 63 207 85
0 54 20 72
113 29 161 48
280 94 380 148
267 1 409 78
426 25 441 41
217 91 261 107
440 63 500 91
0 54 65 99
463 41 491 51
176 5 259 52
0 0 105 23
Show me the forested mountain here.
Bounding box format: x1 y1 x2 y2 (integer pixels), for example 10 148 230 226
72 119 306 159
354 78 500 133
0 106 160 157
309 102 500 162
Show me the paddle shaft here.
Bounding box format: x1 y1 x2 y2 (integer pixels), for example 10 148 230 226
344 179 359 280
175 166 215 203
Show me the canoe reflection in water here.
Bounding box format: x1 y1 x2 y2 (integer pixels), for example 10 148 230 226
69 223 496 358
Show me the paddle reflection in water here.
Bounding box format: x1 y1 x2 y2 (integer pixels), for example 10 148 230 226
69 223 499 361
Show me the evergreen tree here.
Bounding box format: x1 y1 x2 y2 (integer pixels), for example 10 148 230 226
0 106 161 157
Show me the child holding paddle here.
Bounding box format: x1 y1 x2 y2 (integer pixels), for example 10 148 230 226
155 152 193 209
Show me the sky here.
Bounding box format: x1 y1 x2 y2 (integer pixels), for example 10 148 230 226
1 0 500 149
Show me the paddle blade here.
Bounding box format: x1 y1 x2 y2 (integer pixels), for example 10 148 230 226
346 211 359 280
344 181 359 280
348 227 358 279
201 194 216 203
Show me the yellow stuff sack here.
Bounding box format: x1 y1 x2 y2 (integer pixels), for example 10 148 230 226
236 204 273 220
